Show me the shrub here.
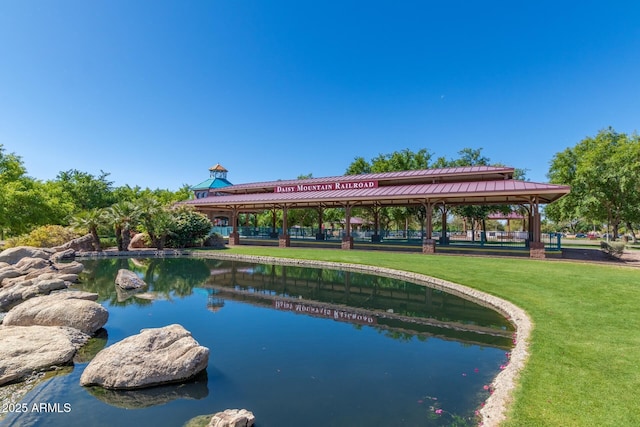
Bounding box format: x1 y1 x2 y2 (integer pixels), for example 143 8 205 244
204 232 225 248
166 207 213 248
4 225 80 248
600 240 626 258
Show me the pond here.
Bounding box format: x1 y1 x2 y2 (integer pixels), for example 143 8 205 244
4 256 514 427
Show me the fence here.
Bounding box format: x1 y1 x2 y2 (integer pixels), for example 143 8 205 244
210 227 562 251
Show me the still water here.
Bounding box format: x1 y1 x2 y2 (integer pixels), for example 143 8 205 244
4 257 513 427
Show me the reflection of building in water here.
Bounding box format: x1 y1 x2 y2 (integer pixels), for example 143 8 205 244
201 261 514 349
206 289 225 312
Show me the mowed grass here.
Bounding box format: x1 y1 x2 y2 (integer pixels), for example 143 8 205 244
219 246 640 426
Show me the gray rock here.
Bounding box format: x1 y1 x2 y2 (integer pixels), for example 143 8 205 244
52 234 95 252
52 261 85 275
0 247 52 265
208 409 255 427
3 292 107 334
115 269 147 290
0 325 90 385
80 324 209 390
128 233 149 249
0 267 24 286
0 277 68 311
14 257 50 272
50 248 76 263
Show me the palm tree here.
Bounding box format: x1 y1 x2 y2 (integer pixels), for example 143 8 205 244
137 197 176 250
69 208 105 251
106 201 141 251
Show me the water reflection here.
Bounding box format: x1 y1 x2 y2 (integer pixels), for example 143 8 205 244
77 257 513 348
84 372 209 409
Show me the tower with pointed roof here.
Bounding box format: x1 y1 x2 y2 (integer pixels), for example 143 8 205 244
191 163 233 199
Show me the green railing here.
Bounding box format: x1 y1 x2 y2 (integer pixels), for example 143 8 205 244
210 227 562 251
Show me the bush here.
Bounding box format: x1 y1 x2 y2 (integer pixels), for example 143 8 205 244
204 232 226 248
600 241 626 258
4 225 80 248
166 207 213 248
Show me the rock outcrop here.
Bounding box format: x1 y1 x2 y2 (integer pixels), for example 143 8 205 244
52 234 95 252
2 292 108 334
80 324 209 390
208 409 256 427
0 247 52 265
0 277 69 311
0 325 90 386
115 269 147 290
0 246 85 311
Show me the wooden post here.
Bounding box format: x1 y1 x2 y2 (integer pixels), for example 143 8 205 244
316 208 325 240
228 208 240 245
529 198 545 258
342 205 353 249
422 201 436 254
279 206 290 247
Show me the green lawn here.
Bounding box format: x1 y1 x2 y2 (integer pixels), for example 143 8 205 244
218 246 640 426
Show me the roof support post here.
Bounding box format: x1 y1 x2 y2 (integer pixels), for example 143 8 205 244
440 204 449 245
342 204 353 250
279 205 290 247
228 208 240 246
422 201 436 254
269 207 278 238
371 205 381 243
529 197 545 259
316 208 325 240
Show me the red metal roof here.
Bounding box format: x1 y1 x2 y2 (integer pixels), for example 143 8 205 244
219 166 515 194
183 179 570 210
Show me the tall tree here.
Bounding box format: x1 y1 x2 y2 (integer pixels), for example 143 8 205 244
0 145 63 237
55 169 116 211
547 128 640 239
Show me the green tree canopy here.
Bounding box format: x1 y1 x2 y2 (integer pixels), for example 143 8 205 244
547 127 640 238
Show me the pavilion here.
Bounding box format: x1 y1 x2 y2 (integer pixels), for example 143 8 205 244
184 165 570 258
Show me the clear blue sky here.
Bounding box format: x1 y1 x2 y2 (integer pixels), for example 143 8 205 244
1 1 639 190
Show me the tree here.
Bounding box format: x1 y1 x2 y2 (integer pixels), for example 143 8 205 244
69 208 106 250
106 201 141 251
55 169 116 211
547 128 640 240
0 145 65 237
136 197 176 250
344 148 434 237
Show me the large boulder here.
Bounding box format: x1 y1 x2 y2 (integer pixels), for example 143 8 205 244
52 234 95 252
0 325 90 385
128 233 149 249
115 269 147 290
0 247 52 265
3 292 108 334
208 409 256 427
80 324 209 390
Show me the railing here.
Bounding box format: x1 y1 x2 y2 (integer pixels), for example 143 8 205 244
209 227 562 251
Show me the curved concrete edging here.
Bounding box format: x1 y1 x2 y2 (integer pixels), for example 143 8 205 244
78 249 531 427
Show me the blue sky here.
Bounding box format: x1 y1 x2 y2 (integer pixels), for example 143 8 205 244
1 1 639 190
